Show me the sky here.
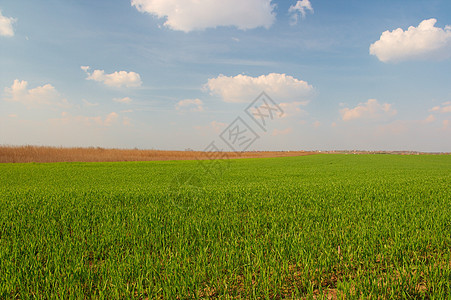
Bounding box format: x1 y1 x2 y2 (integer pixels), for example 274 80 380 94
1 0 451 152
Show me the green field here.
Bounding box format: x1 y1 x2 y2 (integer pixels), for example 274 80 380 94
0 154 450 299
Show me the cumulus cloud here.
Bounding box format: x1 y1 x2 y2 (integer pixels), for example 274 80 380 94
3 79 70 108
289 0 313 24
370 18 451 62
81 66 142 88
0 10 16 37
131 0 276 32
114 97 132 104
205 73 313 103
429 101 451 113
340 99 397 121
176 98 204 112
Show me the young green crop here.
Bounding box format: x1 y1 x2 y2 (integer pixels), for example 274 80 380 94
0 154 450 298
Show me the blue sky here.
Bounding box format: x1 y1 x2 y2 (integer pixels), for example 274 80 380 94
1 0 451 151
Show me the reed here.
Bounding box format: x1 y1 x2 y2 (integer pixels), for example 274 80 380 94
0 145 314 163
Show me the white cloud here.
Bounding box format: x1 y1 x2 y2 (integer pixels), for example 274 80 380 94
176 98 204 112
0 10 16 37
3 79 69 108
205 73 313 103
429 101 451 113
289 0 313 24
340 99 397 121
114 97 132 104
370 18 451 62
81 66 142 88
131 0 276 32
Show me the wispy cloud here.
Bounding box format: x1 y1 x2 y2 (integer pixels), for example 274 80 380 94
113 97 132 104
194 121 227 134
82 99 99 107
3 79 71 108
272 127 292 136
50 111 120 127
422 114 436 124
289 0 313 24
429 101 451 113
279 101 308 118
176 98 204 112
340 99 397 121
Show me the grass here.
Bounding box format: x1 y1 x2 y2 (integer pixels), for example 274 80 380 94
0 154 450 298
0 145 314 163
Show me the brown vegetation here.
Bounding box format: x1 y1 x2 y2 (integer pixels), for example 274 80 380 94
0 145 315 163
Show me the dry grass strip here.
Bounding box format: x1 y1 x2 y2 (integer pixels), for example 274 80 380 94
0 145 315 163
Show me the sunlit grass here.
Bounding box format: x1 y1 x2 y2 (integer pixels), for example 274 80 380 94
0 154 450 298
